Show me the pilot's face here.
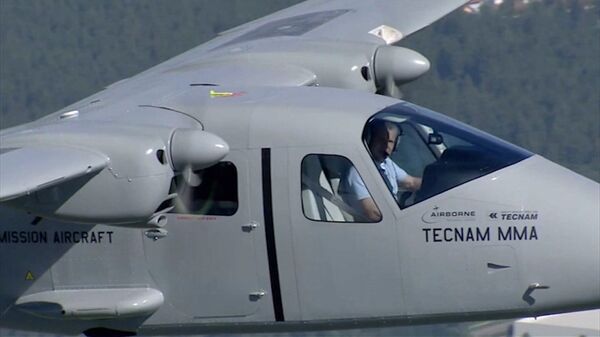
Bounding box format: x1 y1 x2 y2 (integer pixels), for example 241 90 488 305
385 128 399 156
370 128 398 162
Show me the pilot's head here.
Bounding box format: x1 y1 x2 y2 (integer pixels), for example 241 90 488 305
367 120 400 163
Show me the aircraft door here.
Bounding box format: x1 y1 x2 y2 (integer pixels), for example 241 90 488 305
143 149 270 322
285 147 405 320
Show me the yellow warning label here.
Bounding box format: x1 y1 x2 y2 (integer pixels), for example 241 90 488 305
209 90 245 98
25 271 35 281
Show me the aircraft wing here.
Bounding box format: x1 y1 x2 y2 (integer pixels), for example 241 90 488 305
37 0 468 116
0 147 108 202
214 0 468 47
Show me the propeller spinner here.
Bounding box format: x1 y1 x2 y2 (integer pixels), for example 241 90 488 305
372 46 431 98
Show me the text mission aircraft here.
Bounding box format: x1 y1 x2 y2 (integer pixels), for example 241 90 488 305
0 1 598 336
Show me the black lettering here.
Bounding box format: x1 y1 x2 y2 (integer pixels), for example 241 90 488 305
107 231 114 243
81 232 89 243
97 232 104 243
54 232 61 243
444 228 453 242
477 227 490 241
466 228 474 241
423 228 431 242
0 231 48 244
72 232 80 243
90 232 98 243
455 227 464 241
514 226 527 240
530 226 538 240
433 228 442 242
498 227 512 240
64 231 72 243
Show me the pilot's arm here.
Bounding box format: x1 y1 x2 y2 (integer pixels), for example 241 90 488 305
392 162 422 192
345 167 382 222
400 175 422 192
358 197 382 222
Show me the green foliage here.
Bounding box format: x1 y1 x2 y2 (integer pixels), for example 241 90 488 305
402 2 599 181
0 1 598 180
0 0 302 128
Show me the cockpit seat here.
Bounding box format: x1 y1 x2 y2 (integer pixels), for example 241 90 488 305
301 157 346 222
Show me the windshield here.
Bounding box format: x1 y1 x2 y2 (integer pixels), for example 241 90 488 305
364 102 532 208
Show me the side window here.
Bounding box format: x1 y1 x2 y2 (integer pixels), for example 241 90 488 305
301 154 380 223
172 162 238 216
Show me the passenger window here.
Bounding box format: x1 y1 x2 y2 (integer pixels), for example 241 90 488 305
172 162 238 216
301 154 380 223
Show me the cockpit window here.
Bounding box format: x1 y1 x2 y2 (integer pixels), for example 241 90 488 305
365 103 532 208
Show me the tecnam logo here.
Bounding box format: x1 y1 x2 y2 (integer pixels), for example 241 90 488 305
422 206 477 224
489 211 539 221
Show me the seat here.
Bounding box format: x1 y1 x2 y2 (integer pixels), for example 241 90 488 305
301 156 345 222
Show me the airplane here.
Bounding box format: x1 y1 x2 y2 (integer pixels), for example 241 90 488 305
0 1 598 336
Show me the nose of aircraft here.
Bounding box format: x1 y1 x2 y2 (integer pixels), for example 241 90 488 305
511 156 600 313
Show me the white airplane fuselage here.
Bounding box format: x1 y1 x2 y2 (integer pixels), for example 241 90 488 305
0 87 598 336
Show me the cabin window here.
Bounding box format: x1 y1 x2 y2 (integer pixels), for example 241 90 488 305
364 103 532 209
301 154 380 223
172 162 238 216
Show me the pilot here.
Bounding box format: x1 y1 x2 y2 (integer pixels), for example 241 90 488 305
341 120 421 222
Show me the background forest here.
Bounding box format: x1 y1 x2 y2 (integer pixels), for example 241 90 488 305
0 0 598 185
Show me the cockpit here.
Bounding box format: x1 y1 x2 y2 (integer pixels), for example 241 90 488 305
372 103 532 208
300 102 532 222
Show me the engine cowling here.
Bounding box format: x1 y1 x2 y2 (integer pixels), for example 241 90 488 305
373 45 431 98
1 123 229 227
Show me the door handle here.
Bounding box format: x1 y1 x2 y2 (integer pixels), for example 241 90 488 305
242 222 259 232
523 282 550 305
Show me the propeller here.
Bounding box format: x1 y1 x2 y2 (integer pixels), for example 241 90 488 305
168 128 229 215
170 128 229 186
170 129 229 173
372 46 431 98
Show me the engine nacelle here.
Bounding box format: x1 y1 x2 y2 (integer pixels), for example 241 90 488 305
1 123 228 226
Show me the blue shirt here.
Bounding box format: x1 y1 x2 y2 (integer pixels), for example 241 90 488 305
340 158 408 208
377 157 408 198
